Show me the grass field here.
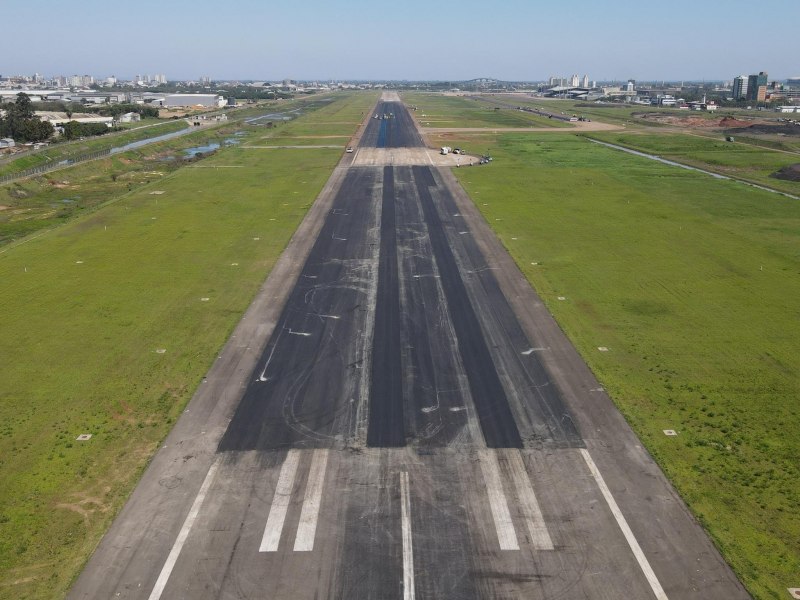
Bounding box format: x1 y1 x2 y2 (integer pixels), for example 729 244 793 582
452 133 799 599
401 93 571 128
0 91 378 599
584 131 800 197
0 95 369 247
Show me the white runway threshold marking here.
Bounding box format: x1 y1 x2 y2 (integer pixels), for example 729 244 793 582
580 449 669 600
148 458 220 600
507 451 554 550
478 450 519 551
400 471 415 600
260 449 301 552
294 449 329 552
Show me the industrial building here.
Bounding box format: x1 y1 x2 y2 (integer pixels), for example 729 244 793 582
154 94 226 108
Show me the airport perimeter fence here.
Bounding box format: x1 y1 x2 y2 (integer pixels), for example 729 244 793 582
0 148 112 185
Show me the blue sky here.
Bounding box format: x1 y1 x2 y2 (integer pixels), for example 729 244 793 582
3 0 798 81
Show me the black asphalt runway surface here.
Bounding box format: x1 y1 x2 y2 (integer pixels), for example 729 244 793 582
68 97 751 600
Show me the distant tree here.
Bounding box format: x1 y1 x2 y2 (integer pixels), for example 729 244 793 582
10 92 35 119
0 93 54 142
60 121 111 140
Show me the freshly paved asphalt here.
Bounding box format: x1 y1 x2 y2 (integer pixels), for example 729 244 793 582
67 97 751 600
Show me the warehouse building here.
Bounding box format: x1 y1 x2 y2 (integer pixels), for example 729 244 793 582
154 94 226 108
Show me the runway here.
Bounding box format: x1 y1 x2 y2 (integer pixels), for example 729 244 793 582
67 96 750 599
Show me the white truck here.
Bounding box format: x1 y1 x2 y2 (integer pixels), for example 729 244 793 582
440 146 452 155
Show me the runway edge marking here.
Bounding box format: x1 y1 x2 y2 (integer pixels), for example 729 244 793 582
580 449 669 600
478 450 520 551
147 458 221 600
260 450 301 552
293 449 329 552
400 471 415 600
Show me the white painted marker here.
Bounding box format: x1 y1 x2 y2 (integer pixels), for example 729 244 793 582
580 449 668 600
400 471 415 600
294 450 329 552
287 329 312 337
507 451 553 550
148 458 220 600
478 450 519 550
260 450 301 552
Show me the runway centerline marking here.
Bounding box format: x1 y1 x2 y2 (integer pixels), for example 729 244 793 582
260 450 301 552
400 471 415 600
580 449 669 600
507 451 554 550
293 450 329 552
478 450 519 551
147 458 220 600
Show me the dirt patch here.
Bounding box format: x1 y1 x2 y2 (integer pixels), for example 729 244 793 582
6 187 28 199
725 123 800 136
771 163 800 181
637 113 754 129
718 116 753 128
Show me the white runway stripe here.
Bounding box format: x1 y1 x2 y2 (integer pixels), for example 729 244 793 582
260 449 301 552
507 451 554 550
478 450 519 551
580 449 669 600
400 471 415 600
148 458 220 600
293 449 329 552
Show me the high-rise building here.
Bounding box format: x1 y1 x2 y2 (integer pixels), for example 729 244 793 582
746 71 768 102
581 74 589 88
732 75 748 99
570 74 579 87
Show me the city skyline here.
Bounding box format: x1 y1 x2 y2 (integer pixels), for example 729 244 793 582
3 0 798 81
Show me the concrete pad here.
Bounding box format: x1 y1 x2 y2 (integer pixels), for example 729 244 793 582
351 147 480 167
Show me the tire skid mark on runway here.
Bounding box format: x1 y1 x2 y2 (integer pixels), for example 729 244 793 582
581 448 669 600
217 168 380 451
147 458 220 600
367 166 405 447
394 166 476 447
413 165 523 449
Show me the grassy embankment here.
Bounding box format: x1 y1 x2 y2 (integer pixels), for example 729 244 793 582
0 90 379 599
401 92 573 129
451 132 799 600
0 96 355 246
584 131 800 196
0 120 189 178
